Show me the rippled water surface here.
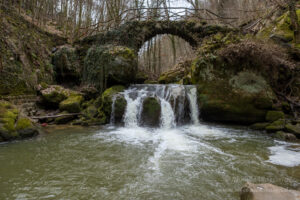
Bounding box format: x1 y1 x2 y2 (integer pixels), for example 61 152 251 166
0 124 299 200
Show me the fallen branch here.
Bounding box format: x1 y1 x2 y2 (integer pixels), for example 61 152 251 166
31 113 82 120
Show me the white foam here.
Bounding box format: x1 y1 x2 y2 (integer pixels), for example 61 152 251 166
267 145 300 167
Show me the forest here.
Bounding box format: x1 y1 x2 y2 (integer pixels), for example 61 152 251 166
0 0 300 200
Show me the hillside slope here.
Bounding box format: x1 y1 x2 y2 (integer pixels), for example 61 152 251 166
0 6 66 96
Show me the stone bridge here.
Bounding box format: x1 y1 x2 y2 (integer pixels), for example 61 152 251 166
78 20 234 51
55 20 234 92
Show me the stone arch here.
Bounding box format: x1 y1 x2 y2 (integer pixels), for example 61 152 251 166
79 20 234 52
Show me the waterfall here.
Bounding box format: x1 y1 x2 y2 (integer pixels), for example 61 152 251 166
160 99 176 129
187 87 200 125
111 84 200 128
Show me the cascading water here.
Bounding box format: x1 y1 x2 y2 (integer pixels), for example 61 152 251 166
110 84 200 128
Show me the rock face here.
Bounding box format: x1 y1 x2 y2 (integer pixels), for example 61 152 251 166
240 183 300 200
141 97 161 127
52 45 81 86
195 70 275 125
83 45 137 93
0 101 39 142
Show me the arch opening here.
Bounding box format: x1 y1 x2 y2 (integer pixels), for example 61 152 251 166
138 34 196 79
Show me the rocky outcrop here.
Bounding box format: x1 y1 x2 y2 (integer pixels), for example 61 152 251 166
240 183 300 200
0 101 39 142
141 97 161 127
83 45 137 93
40 85 82 108
52 45 81 86
158 60 192 84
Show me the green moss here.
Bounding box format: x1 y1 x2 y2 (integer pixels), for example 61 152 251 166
265 119 285 132
250 122 270 130
59 95 84 113
16 118 32 130
98 86 125 123
265 111 285 122
285 123 300 136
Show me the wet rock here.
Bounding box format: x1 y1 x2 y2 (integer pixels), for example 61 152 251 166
274 131 298 141
83 45 137 92
285 123 300 138
265 119 285 133
112 96 127 124
59 95 84 113
141 97 161 127
266 111 285 122
240 182 300 200
97 85 126 123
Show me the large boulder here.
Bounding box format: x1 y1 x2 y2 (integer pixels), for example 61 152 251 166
195 70 275 125
83 45 137 92
240 183 300 200
52 45 81 85
59 95 84 113
141 97 161 127
97 85 126 123
40 85 81 108
0 101 38 142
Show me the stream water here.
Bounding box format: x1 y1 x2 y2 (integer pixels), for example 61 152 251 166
0 84 300 200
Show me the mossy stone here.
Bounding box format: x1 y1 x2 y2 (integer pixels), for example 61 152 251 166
112 96 127 124
98 85 125 123
274 131 297 141
265 119 285 133
141 97 161 127
265 111 285 122
16 118 32 130
41 85 80 108
59 95 84 113
250 122 270 130
285 123 300 138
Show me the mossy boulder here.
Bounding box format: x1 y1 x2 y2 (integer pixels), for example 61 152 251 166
141 97 161 127
83 45 137 93
97 85 126 123
265 119 285 133
112 96 127 124
0 101 38 141
274 131 297 141
59 95 84 113
52 45 81 85
285 123 300 138
250 122 270 130
40 85 80 108
265 111 285 122
135 71 149 84
195 71 274 124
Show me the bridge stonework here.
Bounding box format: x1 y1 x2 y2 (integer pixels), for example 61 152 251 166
78 20 234 51
72 20 234 93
